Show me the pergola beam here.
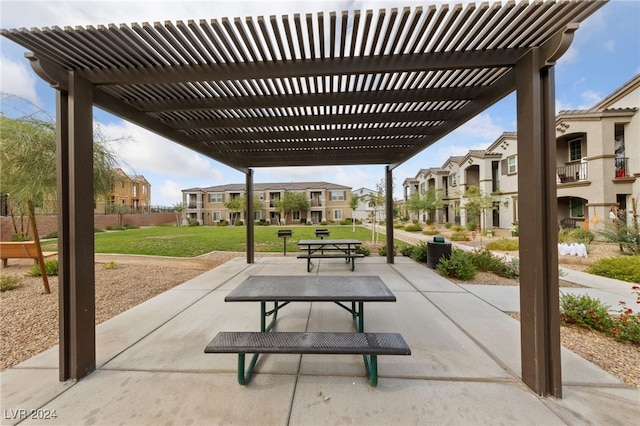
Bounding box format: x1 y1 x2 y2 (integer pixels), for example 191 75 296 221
76 49 529 85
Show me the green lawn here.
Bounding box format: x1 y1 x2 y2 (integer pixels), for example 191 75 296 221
40 225 407 257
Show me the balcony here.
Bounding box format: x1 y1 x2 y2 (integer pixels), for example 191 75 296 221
615 157 629 178
187 204 197 209
309 199 323 207
557 162 587 183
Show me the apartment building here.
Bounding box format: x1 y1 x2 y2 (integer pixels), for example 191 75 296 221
182 182 352 225
403 74 639 231
351 187 387 222
95 168 151 214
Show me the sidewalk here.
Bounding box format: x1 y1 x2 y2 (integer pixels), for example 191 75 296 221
385 226 638 303
1 255 638 425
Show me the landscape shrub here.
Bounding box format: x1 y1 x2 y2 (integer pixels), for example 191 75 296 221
234 220 244 226
468 249 504 272
43 231 58 239
560 293 613 330
378 245 397 256
587 256 640 283
560 289 639 345
400 245 414 257
485 238 519 251
404 224 423 232
393 223 404 229
0 275 22 292
436 249 477 281
465 222 477 231
355 245 370 256
444 222 453 229
422 225 439 236
410 241 428 263
216 220 228 226
449 231 469 241
27 259 59 277
339 219 352 225
568 228 595 245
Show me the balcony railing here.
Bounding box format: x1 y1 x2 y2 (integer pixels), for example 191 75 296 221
309 199 323 207
187 203 197 209
615 157 629 178
557 162 588 183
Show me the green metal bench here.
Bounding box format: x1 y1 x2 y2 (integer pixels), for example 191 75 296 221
205 331 411 386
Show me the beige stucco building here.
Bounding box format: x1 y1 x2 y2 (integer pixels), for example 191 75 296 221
555 74 639 228
95 168 151 214
403 74 639 231
182 182 352 225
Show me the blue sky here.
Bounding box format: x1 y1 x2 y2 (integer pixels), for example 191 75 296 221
1 0 639 205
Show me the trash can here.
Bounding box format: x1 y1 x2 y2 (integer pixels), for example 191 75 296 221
427 237 451 269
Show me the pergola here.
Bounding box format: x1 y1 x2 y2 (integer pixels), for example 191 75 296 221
2 0 607 397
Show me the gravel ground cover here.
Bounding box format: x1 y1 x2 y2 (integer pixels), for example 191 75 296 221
1 250 638 389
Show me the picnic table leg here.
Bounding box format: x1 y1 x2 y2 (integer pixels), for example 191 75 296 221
237 353 261 385
362 355 378 387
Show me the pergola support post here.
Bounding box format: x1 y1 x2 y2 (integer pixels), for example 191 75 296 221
385 166 394 264
515 48 562 397
246 168 255 264
56 72 96 380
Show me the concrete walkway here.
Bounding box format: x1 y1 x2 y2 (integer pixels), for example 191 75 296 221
1 255 638 425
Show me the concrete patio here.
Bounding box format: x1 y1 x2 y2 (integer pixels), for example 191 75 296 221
2 256 638 425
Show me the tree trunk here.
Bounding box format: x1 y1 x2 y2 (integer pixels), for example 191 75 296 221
27 200 50 294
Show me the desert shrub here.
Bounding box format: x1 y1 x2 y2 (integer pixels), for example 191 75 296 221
558 229 571 244
436 249 477 281
400 245 414 257
412 218 419 225
410 241 429 263
393 223 405 229
27 259 59 277
587 256 640 283
404 224 423 232
485 238 519 251
444 222 453 229
0 274 22 292
560 292 613 331
561 288 640 344
422 225 439 236
465 222 477 231
102 261 118 270
355 245 370 256
469 249 504 272
449 231 469 241
451 225 464 232
568 228 595 245
378 245 397 256
500 258 520 280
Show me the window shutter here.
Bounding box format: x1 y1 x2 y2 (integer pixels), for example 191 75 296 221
501 159 508 175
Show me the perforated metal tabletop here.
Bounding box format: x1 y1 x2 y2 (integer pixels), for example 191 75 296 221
225 275 396 303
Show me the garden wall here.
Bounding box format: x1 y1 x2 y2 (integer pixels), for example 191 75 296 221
0 212 178 241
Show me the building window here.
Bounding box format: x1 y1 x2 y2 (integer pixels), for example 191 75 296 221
451 173 457 187
333 209 343 220
209 193 223 203
568 138 582 162
293 211 301 220
570 198 585 218
330 191 345 201
213 211 221 221
507 155 517 174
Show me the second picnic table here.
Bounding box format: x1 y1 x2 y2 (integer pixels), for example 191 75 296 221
297 238 363 272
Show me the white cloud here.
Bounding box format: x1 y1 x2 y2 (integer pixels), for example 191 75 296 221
454 113 506 141
98 121 225 181
579 90 602 109
158 180 185 205
603 39 616 52
0 55 41 106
